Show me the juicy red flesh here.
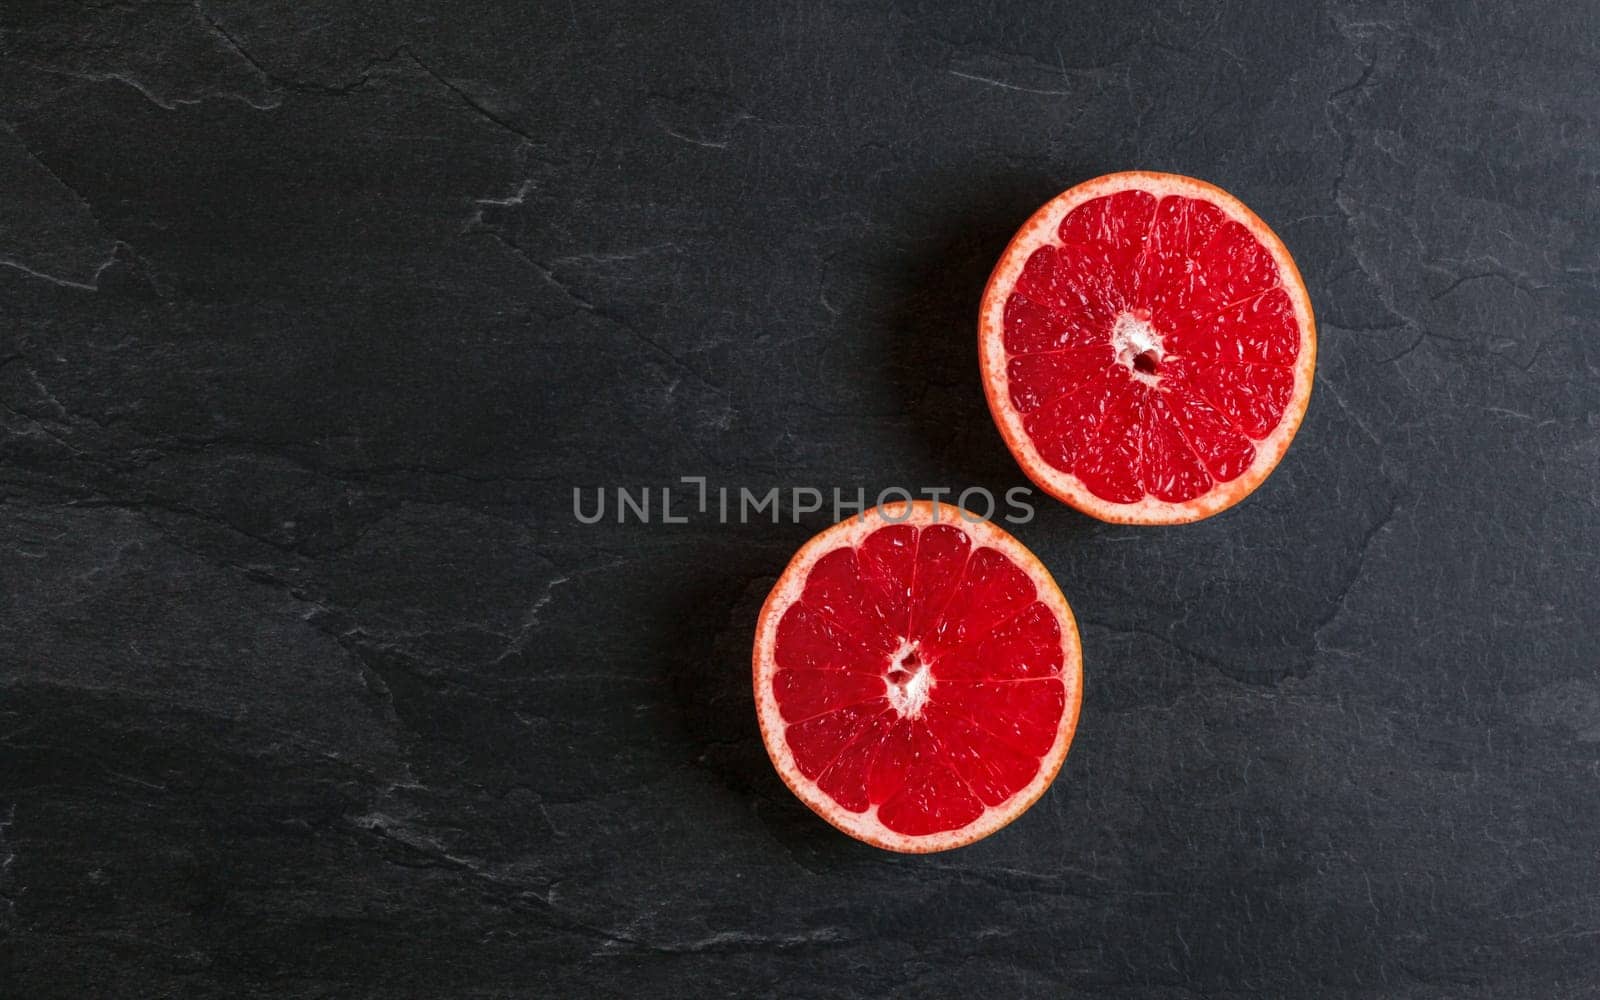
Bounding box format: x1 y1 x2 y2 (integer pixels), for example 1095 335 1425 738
772 523 1067 837
1004 190 1301 504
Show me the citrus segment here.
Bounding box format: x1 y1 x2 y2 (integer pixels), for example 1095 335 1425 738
980 171 1316 524
753 503 1082 852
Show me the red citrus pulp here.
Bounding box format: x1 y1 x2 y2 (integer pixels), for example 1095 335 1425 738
979 171 1316 523
753 502 1082 852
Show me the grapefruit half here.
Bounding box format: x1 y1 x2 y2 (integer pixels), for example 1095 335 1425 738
979 171 1316 524
752 501 1083 852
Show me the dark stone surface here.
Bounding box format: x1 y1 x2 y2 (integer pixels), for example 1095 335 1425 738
2 1 1597 996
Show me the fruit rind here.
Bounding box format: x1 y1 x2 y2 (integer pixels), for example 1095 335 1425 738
752 501 1083 853
978 171 1317 525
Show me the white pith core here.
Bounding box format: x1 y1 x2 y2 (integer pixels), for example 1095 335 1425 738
1110 311 1165 383
884 640 933 718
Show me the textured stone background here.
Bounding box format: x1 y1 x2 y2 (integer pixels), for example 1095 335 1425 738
2 1 1598 996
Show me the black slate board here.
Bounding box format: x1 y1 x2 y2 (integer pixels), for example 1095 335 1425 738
2 1 1598 997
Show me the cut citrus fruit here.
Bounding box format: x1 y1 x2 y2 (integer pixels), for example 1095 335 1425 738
752 501 1082 852
979 171 1316 524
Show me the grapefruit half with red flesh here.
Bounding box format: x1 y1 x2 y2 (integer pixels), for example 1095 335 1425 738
979 171 1316 524
753 502 1082 852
